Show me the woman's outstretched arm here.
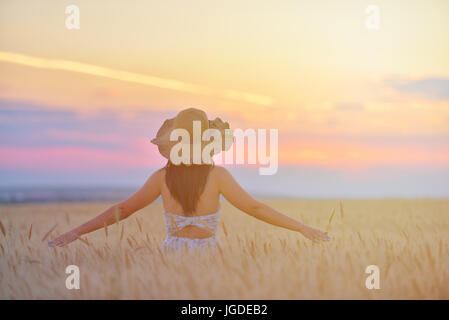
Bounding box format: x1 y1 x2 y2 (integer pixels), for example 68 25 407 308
216 166 329 242
48 169 164 247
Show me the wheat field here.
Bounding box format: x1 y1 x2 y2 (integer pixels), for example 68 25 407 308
0 199 448 299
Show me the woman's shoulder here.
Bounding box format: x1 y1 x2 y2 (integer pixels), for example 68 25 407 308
211 165 231 180
211 165 225 173
149 167 166 182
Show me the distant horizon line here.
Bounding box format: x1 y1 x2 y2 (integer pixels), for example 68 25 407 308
0 185 447 201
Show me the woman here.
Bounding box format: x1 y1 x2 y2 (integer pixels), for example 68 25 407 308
49 108 329 251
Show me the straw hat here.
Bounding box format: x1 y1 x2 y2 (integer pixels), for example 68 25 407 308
151 108 233 162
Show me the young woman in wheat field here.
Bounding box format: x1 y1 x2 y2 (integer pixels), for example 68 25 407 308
49 108 329 251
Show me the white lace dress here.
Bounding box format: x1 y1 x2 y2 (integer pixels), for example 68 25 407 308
161 208 221 252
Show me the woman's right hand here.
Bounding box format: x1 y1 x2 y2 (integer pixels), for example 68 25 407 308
299 224 330 242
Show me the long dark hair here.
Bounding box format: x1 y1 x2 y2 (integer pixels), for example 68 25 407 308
165 161 213 216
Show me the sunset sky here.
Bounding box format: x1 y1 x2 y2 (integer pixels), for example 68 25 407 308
1 0 449 197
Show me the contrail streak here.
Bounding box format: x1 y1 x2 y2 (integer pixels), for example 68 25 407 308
0 51 274 106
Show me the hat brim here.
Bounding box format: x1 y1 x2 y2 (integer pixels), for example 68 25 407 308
151 116 233 160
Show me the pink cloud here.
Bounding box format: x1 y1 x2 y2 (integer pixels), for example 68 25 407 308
279 139 449 170
44 129 127 144
0 145 165 171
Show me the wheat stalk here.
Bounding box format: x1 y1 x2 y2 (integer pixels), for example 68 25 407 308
136 218 142 233
76 235 90 246
0 221 6 237
41 223 58 242
339 200 344 219
114 206 120 227
326 208 335 233
28 224 32 240
103 222 108 238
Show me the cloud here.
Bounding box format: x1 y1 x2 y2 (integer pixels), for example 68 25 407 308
386 77 449 100
0 146 163 171
0 98 170 150
334 103 364 111
0 50 274 106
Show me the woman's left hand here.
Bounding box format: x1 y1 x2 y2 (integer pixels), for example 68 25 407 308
48 231 78 247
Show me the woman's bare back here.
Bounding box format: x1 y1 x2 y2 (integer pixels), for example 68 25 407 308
160 167 221 238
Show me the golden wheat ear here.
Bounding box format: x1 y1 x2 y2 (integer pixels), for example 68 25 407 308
339 200 345 219
326 208 335 233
